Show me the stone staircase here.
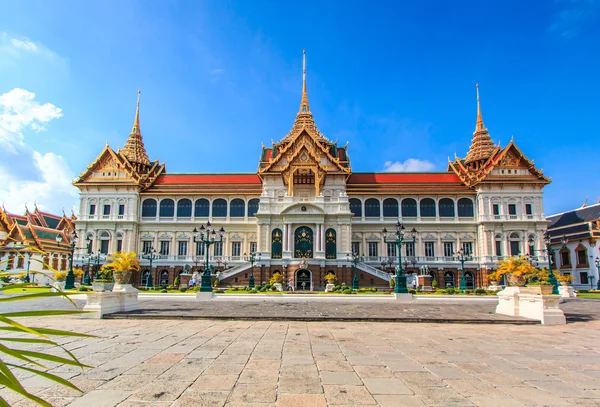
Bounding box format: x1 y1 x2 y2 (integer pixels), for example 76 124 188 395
356 263 392 282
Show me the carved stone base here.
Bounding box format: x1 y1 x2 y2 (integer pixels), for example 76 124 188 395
495 287 521 316
83 291 139 319
558 285 576 298
518 294 566 325
273 283 283 292
112 284 139 293
325 284 336 292
394 293 414 302
196 292 215 301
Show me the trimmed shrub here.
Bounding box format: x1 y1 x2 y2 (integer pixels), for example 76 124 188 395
431 279 438 288
464 289 473 295
371 287 377 292
249 289 258 294
342 289 352 294
408 289 416 294
334 285 341 291
160 289 168 293
474 288 486 295
445 287 455 295
179 286 187 293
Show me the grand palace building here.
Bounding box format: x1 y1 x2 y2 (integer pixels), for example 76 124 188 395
71 54 552 290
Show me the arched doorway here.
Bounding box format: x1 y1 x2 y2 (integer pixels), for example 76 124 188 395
159 270 169 286
465 271 475 289
294 226 314 258
295 269 312 291
444 271 455 288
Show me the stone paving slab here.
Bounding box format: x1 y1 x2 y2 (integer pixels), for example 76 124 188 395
101 297 600 325
3 314 600 407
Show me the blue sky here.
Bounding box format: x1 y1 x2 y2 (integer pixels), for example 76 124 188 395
0 0 598 216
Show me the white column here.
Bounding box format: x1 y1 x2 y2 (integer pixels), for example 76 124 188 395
316 224 321 252
282 224 288 252
288 225 293 252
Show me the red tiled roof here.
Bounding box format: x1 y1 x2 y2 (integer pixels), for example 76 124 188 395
347 173 462 184
155 174 262 185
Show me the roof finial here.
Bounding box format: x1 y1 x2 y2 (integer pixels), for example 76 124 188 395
582 197 588 208
299 49 310 113
133 90 141 133
475 83 484 131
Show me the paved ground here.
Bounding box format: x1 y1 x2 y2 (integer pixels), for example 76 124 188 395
0 297 599 406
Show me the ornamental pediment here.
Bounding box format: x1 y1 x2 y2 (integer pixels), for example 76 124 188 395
366 233 380 241
461 234 474 240
281 203 325 215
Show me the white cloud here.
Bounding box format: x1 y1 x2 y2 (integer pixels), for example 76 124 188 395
0 88 78 215
550 0 597 39
9 37 38 52
383 159 435 172
0 88 63 153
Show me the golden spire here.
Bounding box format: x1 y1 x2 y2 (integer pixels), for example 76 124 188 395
299 49 310 113
475 83 484 131
122 90 151 169
465 83 496 165
133 90 141 134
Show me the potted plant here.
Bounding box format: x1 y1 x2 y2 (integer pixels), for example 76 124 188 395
493 256 536 287
556 274 572 286
103 252 140 286
522 268 553 295
53 271 66 291
93 265 114 292
324 272 337 292
270 272 283 292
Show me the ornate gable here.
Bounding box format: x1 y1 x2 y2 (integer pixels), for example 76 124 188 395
258 51 351 196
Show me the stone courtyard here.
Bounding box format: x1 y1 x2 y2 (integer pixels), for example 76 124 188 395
1 297 600 406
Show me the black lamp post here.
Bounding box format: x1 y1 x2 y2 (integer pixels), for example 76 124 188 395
538 233 559 295
56 231 77 290
595 257 600 290
193 222 225 293
246 251 260 289
141 247 159 288
82 236 93 285
454 249 472 290
383 222 417 294
346 252 363 290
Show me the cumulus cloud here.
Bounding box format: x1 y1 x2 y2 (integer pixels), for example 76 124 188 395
0 88 78 215
383 159 435 172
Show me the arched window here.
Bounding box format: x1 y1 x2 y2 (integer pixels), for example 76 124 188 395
438 198 455 217
383 198 399 217
194 199 209 217
159 199 175 217
465 272 475 289
365 198 381 218
248 199 260 217
349 198 362 217
401 198 417 217
159 270 169 286
230 198 245 217
325 228 336 259
177 199 192 217
444 271 455 288
141 199 157 217
457 198 474 217
420 198 436 217
294 226 314 258
271 229 283 259
212 199 227 217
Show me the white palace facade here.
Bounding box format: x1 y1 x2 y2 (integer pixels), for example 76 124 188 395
73 56 551 290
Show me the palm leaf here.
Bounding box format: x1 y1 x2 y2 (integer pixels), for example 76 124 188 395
0 292 77 303
6 363 83 393
0 327 94 338
0 315 49 339
0 395 10 407
18 350 92 368
2 310 89 318
0 373 52 407
0 343 45 368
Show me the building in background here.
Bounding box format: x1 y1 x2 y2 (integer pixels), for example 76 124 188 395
0 205 76 283
72 55 551 290
547 202 600 290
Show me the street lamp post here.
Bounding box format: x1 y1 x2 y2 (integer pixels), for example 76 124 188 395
245 252 260 289
594 257 600 290
141 247 159 288
383 222 417 294
82 236 93 285
454 249 472 290
346 252 363 290
193 222 225 292
536 233 559 295
55 231 78 290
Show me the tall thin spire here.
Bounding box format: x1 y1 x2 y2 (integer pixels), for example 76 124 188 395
299 50 310 113
122 90 151 169
475 83 484 131
465 84 496 165
133 90 141 134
